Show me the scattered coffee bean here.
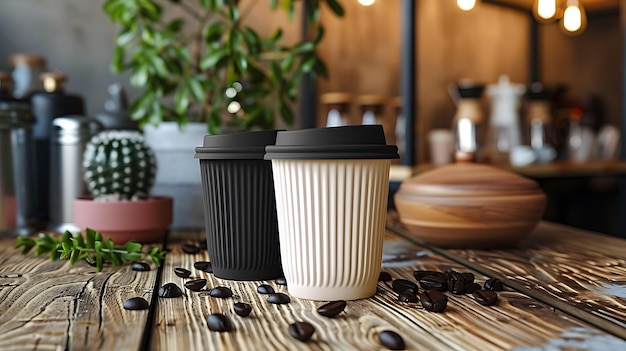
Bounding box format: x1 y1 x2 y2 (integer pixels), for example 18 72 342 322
131 262 150 271
123 297 149 310
446 271 466 295
184 279 207 292
233 302 252 317
464 282 482 294
257 284 275 294
194 261 213 273
462 272 475 284
207 313 232 332
378 330 405 350
267 292 291 304
398 291 418 303
392 279 419 294
275 276 287 285
419 274 447 292
158 283 183 298
413 270 445 281
182 243 201 254
210 286 233 298
473 290 498 306
484 278 504 291
174 267 191 278
317 300 347 317
379 271 392 281
420 290 448 312
198 240 207 250
288 321 315 342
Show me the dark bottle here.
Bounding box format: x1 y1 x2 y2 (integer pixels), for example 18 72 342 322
30 70 85 222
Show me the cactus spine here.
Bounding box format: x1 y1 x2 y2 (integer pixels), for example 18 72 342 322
83 130 157 201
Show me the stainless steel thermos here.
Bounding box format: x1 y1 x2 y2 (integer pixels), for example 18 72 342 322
0 76 36 236
47 116 101 233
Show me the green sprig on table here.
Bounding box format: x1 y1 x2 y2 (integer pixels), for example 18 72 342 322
15 228 166 272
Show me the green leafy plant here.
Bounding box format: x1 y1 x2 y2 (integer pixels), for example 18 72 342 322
103 0 344 133
15 229 167 272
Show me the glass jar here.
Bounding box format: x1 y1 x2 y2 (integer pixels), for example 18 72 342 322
10 54 47 100
320 92 352 127
357 94 386 126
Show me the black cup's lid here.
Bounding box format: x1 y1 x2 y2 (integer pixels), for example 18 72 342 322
194 130 281 160
264 125 399 160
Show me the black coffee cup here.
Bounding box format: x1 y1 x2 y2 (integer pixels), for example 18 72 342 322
194 130 282 280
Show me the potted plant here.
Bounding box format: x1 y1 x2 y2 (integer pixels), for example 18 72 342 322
73 130 173 243
102 0 344 132
102 0 343 229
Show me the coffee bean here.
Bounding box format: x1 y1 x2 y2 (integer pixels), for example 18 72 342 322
473 290 498 306
131 262 150 271
207 313 232 332
198 240 207 250
288 321 315 342
267 292 290 304
462 272 475 284
420 290 448 312
464 282 482 294
379 271 392 281
413 270 445 281
446 271 466 295
123 297 149 310
484 278 504 291
174 267 191 278
194 261 213 273
158 283 183 298
275 276 287 285
184 279 207 292
378 330 405 350
398 291 418 303
317 300 347 317
257 284 275 294
210 286 233 298
392 279 419 294
419 274 447 292
233 302 252 317
182 243 201 254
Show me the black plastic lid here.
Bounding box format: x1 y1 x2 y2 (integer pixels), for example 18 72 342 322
264 125 399 160
195 130 281 160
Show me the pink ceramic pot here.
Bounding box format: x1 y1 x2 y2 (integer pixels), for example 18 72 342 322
73 196 173 243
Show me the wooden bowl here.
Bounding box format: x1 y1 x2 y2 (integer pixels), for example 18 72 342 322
394 162 546 248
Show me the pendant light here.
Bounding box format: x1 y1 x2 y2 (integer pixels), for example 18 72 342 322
560 0 587 35
357 0 376 6
457 0 480 12
533 0 560 23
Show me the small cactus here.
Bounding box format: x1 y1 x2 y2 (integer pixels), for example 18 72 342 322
83 130 157 201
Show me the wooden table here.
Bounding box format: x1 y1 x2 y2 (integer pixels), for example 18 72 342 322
1 218 626 350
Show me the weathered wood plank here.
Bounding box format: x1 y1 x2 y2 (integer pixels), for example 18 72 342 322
150 230 625 350
0 235 160 351
389 219 626 340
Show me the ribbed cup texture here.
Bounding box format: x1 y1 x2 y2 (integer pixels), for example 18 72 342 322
272 159 391 300
199 159 281 280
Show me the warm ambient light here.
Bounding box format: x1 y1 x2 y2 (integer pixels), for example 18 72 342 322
357 0 376 6
533 0 558 22
457 0 478 11
560 0 587 35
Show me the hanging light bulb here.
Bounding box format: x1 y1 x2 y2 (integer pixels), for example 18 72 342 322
457 0 480 11
533 0 559 23
560 0 587 35
357 0 376 6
